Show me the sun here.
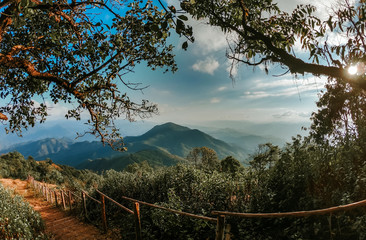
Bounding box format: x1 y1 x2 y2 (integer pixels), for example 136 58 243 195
348 65 358 75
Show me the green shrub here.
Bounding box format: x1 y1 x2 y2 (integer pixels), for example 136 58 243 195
85 165 249 239
0 184 47 239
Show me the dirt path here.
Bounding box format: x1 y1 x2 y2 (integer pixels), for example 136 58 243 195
0 178 115 240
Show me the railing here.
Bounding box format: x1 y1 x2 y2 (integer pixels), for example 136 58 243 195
27 175 366 240
26 176 223 239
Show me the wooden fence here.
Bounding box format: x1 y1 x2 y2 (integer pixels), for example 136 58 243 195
27 175 366 240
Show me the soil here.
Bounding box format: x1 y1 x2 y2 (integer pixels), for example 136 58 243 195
0 178 116 240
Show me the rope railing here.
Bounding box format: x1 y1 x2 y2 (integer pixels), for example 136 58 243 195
82 190 101 204
212 198 366 218
120 195 217 222
95 189 133 214
26 175 366 240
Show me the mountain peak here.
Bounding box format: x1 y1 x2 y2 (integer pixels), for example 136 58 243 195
145 122 190 135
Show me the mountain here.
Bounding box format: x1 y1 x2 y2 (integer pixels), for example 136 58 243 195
124 122 247 160
76 149 187 172
1 138 119 166
204 128 286 154
0 122 248 169
0 119 156 150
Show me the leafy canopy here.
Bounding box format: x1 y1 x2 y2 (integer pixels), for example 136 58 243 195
182 0 366 85
0 0 192 149
182 0 366 141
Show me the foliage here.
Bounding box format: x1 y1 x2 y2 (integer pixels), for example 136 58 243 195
77 149 186 173
236 135 366 239
220 156 243 176
86 164 248 239
182 0 366 88
0 183 46 239
2 143 366 238
77 135 366 239
0 0 193 148
0 151 101 190
186 146 220 170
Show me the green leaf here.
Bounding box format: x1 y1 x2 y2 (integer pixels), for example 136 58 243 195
151 24 160 32
178 15 189 21
182 41 188 50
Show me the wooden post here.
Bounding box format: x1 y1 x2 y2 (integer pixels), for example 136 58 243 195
68 191 72 210
133 202 142 240
215 215 225 240
82 192 87 219
101 195 107 232
54 191 58 207
224 224 231 240
61 191 66 210
46 187 49 201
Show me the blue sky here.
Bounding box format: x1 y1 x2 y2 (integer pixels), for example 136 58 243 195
128 0 347 128
120 0 331 128
1 0 346 145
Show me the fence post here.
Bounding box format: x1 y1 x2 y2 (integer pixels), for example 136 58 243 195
133 202 142 240
215 215 225 240
225 224 231 240
46 187 49 202
101 195 107 232
82 192 87 219
61 191 66 210
68 191 72 210
50 189 53 204
54 191 58 207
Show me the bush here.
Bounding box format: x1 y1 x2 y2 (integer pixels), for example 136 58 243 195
85 165 249 239
0 183 47 239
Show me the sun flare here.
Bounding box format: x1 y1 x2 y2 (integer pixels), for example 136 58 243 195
348 65 358 75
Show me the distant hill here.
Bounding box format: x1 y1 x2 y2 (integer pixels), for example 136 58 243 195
205 128 286 154
1 138 119 166
77 149 187 172
124 122 247 160
0 122 248 169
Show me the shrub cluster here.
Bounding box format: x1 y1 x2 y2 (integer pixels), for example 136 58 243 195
82 139 366 240
0 151 101 190
0 184 46 239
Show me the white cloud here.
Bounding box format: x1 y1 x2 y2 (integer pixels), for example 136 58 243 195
31 100 70 120
217 86 228 91
192 57 220 75
253 78 296 89
241 76 327 99
210 98 221 104
277 0 343 20
272 110 312 120
190 21 228 55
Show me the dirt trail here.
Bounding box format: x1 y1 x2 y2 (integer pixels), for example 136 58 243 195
0 178 114 240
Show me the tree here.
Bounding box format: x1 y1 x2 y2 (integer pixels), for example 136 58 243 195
186 146 219 170
0 0 193 149
249 143 280 172
220 156 242 175
182 0 366 88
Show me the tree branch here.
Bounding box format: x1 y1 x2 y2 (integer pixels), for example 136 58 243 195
231 0 365 90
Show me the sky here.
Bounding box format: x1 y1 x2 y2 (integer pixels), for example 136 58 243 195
0 0 348 145
120 0 334 127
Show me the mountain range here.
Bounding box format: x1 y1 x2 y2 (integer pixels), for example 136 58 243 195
1 122 256 171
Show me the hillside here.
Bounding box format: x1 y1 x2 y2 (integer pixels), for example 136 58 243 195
124 122 247 160
77 149 187 172
0 122 247 169
205 128 286 153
